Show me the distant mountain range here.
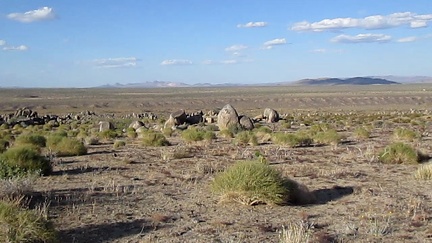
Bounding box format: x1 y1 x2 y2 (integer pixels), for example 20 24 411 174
290 77 399 86
96 76 432 88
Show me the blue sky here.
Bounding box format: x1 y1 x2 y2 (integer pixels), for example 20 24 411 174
1 1 432 87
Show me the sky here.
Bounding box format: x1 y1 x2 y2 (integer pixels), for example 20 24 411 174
1 0 432 88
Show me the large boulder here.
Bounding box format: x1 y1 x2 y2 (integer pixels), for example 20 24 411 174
129 121 145 130
217 104 239 130
99 121 114 132
239 115 254 130
263 108 280 123
164 110 187 129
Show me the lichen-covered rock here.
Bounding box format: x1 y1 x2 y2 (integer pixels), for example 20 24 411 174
99 121 114 132
239 115 254 130
263 108 280 123
217 104 239 130
129 121 145 130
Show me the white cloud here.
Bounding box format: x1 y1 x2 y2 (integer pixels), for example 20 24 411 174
262 38 287 49
3 45 28 51
237 21 268 28
93 57 139 68
225 44 248 52
331 34 391 43
7 7 56 23
0 40 6 46
160 59 193 66
291 12 432 32
397 36 418 43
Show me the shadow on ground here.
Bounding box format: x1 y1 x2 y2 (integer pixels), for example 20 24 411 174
58 219 150 243
312 186 354 204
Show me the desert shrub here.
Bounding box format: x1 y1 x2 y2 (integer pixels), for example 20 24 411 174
0 139 9 153
182 127 216 143
142 131 170 146
99 129 117 140
272 132 312 148
414 163 432 180
227 124 244 135
219 129 234 139
15 134 46 148
392 127 420 142
0 146 52 177
67 129 80 137
205 124 219 132
234 131 258 146
379 142 419 164
113 140 126 149
211 160 294 205
84 136 99 145
0 124 9 129
162 127 174 137
0 198 58 242
313 129 342 146
354 127 371 140
48 137 87 156
254 126 273 134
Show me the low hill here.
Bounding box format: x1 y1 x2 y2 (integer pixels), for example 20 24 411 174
292 77 400 86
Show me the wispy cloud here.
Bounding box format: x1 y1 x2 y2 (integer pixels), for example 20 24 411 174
92 57 139 68
7 7 56 23
225 44 248 52
237 21 268 28
220 60 238 64
160 59 193 66
0 40 6 46
262 38 287 49
331 34 391 43
310 48 328 53
291 12 432 32
3 45 28 51
396 36 418 43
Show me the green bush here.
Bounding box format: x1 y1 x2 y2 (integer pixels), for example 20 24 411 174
142 131 170 146
48 137 87 157
99 130 117 140
181 127 215 143
211 160 294 205
15 134 46 148
392 127 420 142
0 199 58 242
313 129 342 146
272 132 312 147
234 131 258 146
379 142 419 164
0 146 52 177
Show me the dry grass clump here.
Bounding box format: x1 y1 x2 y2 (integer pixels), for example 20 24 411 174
414 163 432 180
353 127 371 140
141 130 170 146
392 127 420 142
272 132 312 148
113 140 126 149
0 176 35 199
278 222 312 243
211 160 296 205
0 198 58 243
378 142 419 164
0 146 52 177
233 131 258 146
